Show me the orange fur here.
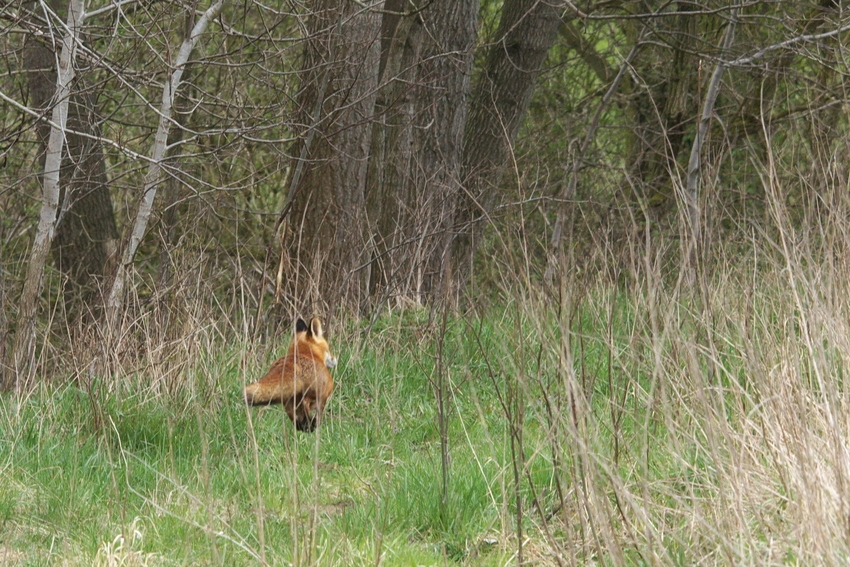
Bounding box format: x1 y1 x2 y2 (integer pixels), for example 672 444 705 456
244 317 337 432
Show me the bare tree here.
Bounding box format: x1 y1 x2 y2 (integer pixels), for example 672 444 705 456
279 0 383 316
8 0 85 391
24 0 118 324
454 0 564 289
105 0 226 332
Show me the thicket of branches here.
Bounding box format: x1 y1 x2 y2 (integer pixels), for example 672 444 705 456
0 0 847 387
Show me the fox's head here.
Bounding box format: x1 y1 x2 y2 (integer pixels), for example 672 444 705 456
291 317 337 369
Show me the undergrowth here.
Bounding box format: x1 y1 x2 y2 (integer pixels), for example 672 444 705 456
3 229 850 565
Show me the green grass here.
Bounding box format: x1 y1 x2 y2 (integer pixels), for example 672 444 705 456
0 311 524 566
3 270 850 565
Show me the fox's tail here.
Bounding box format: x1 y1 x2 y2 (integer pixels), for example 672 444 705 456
244 381 282 405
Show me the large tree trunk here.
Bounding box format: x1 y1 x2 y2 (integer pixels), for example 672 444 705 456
24 0 118 325
364 0 425 307
453 0 563 288
281 1 383 316
408 0 479 305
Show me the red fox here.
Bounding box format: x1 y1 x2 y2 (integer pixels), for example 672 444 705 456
244 317 337 432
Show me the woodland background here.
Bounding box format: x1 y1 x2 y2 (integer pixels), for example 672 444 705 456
0 0 846 381
2 1 850 565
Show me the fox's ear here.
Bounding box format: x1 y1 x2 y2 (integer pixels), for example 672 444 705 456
310 317 323 338
295 318 309 334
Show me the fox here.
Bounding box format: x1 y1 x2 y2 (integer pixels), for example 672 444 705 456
244 317 337 432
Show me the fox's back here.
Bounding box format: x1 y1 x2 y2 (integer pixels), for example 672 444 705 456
243 317 336 415
274 345 333 394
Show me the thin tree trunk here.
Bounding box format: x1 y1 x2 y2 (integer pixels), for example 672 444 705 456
545 35 644 283
683 8 737 270
0 260 8 388
453 0 562 288
622 2 700 216
24 0 119 326
156 4 200 296
8 0 85 391
105 0 226 332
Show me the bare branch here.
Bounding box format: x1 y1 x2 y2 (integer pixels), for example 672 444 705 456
0 87 150 161
105 0 227 329
727 18 850 67
9 0 86 391
560 20 614 84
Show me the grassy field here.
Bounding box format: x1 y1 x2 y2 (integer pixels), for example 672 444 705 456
3 240 850 565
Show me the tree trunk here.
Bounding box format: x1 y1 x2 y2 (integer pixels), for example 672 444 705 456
156 5 200 297
453 0 563 288
281 1 383 316
24 0 118 325
683 9 737 272
546 35 644 283
408 0 478 306
0 259 8 388
9 0 85 391
364 0 425 307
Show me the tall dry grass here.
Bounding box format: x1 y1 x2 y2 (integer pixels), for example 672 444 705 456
463 129 850 564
